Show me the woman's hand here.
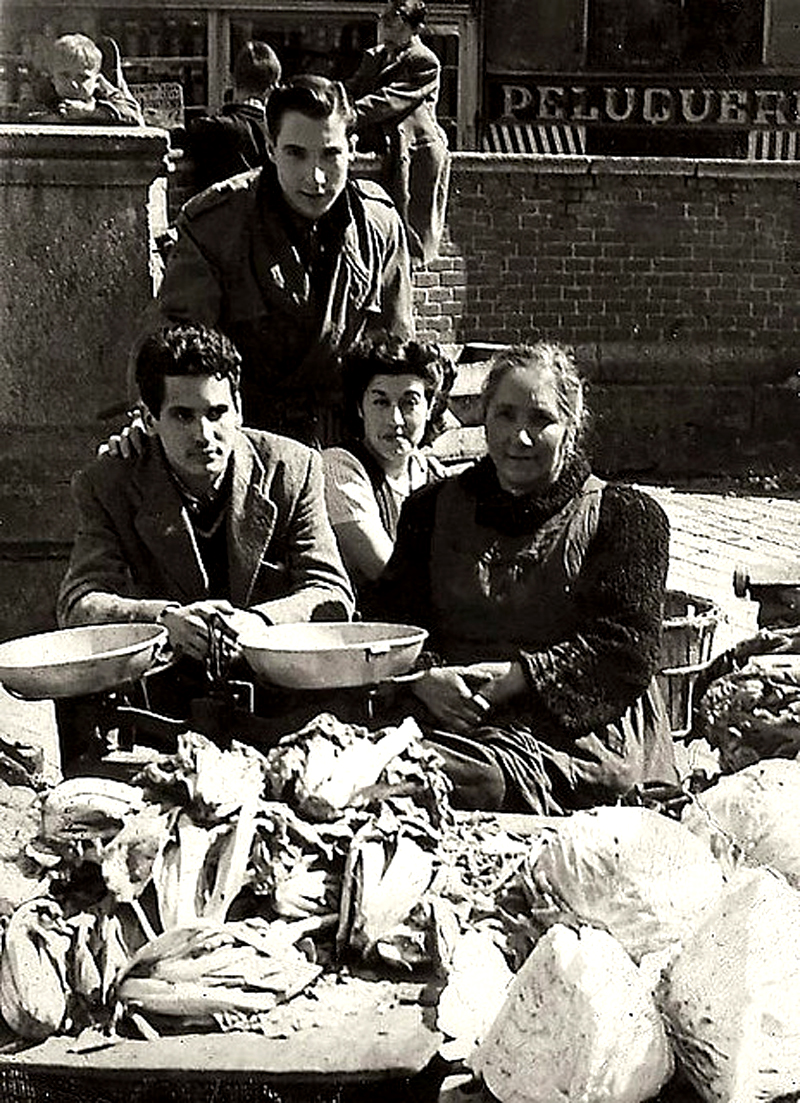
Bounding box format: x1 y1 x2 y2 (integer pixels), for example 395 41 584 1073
458 661 527 707
412 661 526 731
412 668 491 731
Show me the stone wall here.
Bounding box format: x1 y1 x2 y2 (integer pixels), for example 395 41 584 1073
0 125 170 641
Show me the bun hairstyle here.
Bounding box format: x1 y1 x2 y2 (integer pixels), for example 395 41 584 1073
481 342 589 458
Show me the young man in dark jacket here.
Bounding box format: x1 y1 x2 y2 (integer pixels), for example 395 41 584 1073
157 75 414 448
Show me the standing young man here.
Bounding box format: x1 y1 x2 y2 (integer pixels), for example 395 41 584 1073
157 75 414 448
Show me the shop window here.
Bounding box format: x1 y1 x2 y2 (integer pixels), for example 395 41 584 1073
229 18 377 86
588 0 764 71
425 30 459 147
100 11 208 110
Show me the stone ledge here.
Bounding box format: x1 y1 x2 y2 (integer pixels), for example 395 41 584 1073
0 124 170 186
450 151 800 180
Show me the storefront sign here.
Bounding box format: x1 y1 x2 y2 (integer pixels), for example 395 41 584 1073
488 78 800 128
129 82 184 129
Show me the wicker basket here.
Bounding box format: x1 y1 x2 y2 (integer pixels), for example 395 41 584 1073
657 590 723 738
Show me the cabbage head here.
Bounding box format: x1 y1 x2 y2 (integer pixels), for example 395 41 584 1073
682 758 800 888
471 924 674 1103
522 806 726 963
658 866 800 1103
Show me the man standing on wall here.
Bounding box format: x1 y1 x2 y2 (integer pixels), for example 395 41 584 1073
157 75 415 448
185 40 282 192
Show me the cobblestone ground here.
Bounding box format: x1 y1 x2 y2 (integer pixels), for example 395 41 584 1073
641 483 800 652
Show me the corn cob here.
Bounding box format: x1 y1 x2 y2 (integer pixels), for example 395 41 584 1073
68 913 102 1002
115 920 322 1025
41 777 145 842
338 827 436 958
0 899 72 1039
116 977 285 1021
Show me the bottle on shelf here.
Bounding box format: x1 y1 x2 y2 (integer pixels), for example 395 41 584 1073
0 61 12 108
188 19 205 58
161 19 178 57
123 21 140 59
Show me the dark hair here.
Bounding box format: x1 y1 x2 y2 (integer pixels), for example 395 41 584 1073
342 335 456 445
266 74 356 141
393 0 427 30
233 40 281 98
135 324 241 417
481 341 589 457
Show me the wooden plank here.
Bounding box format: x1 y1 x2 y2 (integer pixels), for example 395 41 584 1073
0 978 440 1082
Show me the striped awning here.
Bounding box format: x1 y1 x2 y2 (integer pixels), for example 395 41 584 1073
482 122 587 155
747 129 800 160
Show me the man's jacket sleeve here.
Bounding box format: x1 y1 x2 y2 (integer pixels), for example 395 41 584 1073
352 50 440 128
378 205 415 341
157 216 225 328
57 468 137 626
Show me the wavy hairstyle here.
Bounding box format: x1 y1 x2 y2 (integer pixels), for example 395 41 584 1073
342 335 456 446
135 323 242 417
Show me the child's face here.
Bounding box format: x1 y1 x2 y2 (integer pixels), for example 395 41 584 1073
52 59 99 103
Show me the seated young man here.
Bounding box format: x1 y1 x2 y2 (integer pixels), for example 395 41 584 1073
28 32 143 125
57 323 354 769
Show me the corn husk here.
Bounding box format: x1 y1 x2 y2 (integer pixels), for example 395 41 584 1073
41 777 145 843
0 898 73 1039
337 811 437 961
116 918 322 1025
266 714 424 822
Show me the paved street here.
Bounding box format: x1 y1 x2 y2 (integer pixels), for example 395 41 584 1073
642 482 800 652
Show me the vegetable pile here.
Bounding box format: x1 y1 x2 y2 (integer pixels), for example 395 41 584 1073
435 803 800 1103
0 713 452 1042
695 660 800 772
4 718 800 1103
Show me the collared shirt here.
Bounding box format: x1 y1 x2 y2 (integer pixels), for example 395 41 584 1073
167 453 233 598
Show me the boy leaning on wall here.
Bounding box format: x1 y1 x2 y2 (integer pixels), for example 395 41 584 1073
26 32 143 125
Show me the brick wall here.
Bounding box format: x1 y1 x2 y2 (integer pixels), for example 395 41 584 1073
414 155 800 348
162 149 800 479
412 154 800 479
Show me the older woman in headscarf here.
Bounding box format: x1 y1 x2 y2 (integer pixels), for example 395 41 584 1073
373 341 679 813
